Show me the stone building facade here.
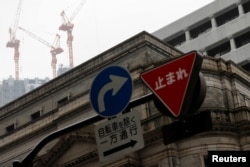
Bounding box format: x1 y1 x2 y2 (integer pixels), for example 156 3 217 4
0 32 249 167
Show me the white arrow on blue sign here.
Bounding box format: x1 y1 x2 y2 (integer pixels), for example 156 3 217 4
90 66 133 117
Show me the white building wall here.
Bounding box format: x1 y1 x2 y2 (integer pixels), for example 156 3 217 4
153 0 250 65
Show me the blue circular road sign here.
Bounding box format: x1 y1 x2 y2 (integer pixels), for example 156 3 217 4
90 66 133 117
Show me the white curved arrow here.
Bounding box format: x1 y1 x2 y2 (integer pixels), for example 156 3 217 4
98 75 128 113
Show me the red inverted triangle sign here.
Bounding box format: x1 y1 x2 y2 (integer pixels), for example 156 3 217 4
141 52 201 117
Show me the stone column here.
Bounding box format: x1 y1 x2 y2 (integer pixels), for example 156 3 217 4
210 16 217 29
237 1 244 15
185 29 191 41
229 37 236 50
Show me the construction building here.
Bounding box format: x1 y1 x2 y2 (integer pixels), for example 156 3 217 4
153 0 250 72
0 77 49 107
0 63 70 108
0 32 249 167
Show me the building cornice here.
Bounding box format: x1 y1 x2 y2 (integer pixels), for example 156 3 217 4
202 56 250 86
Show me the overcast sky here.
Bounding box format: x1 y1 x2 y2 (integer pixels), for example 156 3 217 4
0 0 214 80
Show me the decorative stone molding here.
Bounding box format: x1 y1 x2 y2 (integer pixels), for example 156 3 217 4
34 133 96 167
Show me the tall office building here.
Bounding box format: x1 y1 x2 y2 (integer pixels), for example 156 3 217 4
154 0 250 72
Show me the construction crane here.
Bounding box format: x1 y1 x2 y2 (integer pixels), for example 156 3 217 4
19 27 63 78
6 0 23 80
59 0 87 68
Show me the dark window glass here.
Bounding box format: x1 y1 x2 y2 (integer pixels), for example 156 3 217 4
243 1 250 13
190 20 212 39
166 33 186 47
242 63 250 72
57 97 69 105
235 30 250 48
6 124 15 132
31 111 41 120
207 41 231 57
216 7 239 26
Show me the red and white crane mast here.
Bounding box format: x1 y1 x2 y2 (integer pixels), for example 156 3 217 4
6 0 23 80
59 0 87 68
